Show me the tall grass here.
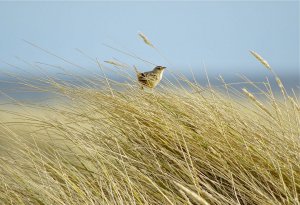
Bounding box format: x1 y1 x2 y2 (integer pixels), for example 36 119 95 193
0 51 299 205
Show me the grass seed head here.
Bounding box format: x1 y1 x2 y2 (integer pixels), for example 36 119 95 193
275 77 285 96
138 32 154 47
104 60 127 68
250 50 272 71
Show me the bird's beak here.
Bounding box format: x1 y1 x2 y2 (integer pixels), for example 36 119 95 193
162 67 166 69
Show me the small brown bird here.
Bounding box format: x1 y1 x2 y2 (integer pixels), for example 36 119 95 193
135 66 166 89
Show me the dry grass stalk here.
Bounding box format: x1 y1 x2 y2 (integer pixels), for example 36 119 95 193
179 190 193 205
242 88 273 117
174 181 210 205
288 96 300 111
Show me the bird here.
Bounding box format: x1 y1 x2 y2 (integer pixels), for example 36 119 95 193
135 66 166 89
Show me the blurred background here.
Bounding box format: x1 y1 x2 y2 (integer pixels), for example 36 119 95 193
0 1 299 99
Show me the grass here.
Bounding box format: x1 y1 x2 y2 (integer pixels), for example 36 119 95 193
0 51 299 205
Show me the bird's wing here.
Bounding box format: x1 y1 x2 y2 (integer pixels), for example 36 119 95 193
139 72 159 81
137 71 161 88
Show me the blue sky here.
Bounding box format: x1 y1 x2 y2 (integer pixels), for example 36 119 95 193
0 1 299 78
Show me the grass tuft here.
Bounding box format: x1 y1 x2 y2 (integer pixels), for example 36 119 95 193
0 52 299 205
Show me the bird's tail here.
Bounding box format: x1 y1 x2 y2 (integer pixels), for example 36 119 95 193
133 65 144 89
133 65 140 75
